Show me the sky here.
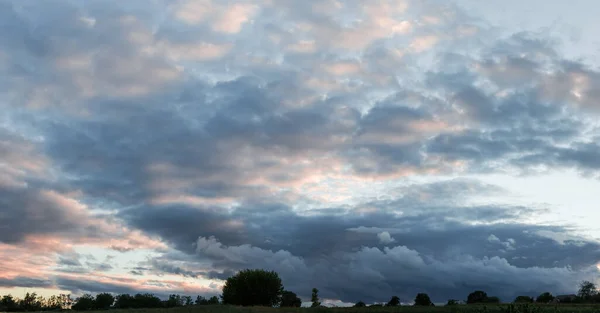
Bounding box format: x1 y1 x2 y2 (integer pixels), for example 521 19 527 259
1 0 600 306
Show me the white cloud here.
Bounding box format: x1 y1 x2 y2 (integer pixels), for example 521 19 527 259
377 231 396 244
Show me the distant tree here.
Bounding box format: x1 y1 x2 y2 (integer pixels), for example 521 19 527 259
94 293 115 309
414 293 434 306
354 301 366 307
369 303 383 307
45 295 63 310
514 296 534 303
114 294 134 309
386 296 400 307
165 294 184 308
207 296 220 305
0 295 19 312
311 288 321 307
221 269 283 306
195 296 206 305
467 291 488 304
72 294 96 311
183 296 193 306
446 299 459 306
281 291 302 307
578 281 598 301
536 292 554 304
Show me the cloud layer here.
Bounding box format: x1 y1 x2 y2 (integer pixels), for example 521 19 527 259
1 0 600 304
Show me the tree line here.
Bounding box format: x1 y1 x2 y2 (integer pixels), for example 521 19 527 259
0 292 220 312
1 269 598 311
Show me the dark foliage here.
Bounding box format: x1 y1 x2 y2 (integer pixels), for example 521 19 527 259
536 292 555 303
514 296 534 303
386 296 400 307
221 269 283 306
414 293 433 306
72 294 95 311
281 290 302 307
311 288 321 308
94 293 115 310
354 301 366 307
467 291 489 304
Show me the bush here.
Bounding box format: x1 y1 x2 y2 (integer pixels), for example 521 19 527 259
221 269 283 306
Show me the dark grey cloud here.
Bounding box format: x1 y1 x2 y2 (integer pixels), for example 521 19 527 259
0 277 53 289
119 180 600 303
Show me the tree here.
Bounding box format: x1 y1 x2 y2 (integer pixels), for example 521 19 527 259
578 281 598 301
94 293 115 309
514 296 534 303
354 301 366 307
0 295 18 312
446 299 459 306
536 292 554 303
386 296 400 307
311 288 321 307
165 294 184 308
72 294 96 311
281 291 302 307
414 293 433 306
207 296 220 305
467 291 488 304
221 269 283 306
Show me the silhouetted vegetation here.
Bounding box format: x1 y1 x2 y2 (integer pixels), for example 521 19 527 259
1 268 599 311
414 293 434 306
281 291 302 307
514 296 534 304
311 288 321 308
221 269 283 306
386 296 400 307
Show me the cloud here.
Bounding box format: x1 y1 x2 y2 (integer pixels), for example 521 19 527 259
377 232 396 244
1 0 600 305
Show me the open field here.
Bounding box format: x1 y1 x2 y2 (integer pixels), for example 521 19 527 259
58 304 600 313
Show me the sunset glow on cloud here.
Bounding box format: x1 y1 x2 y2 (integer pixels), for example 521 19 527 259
1 0 600 304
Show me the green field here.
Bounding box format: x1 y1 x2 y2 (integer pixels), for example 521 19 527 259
64 304 600 313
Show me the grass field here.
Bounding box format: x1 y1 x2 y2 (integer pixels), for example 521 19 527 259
67 304 600 313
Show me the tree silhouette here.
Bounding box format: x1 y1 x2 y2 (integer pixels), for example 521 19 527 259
467 291 488 304
72 294 95 311
354 301 366 307
281 290 302 307
221 269 283 306
578 281 598 301
387 296 400 307
94 293 115 309
514 296 534 303
536 292 554 303
414 293 433 306
311 288 321 307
